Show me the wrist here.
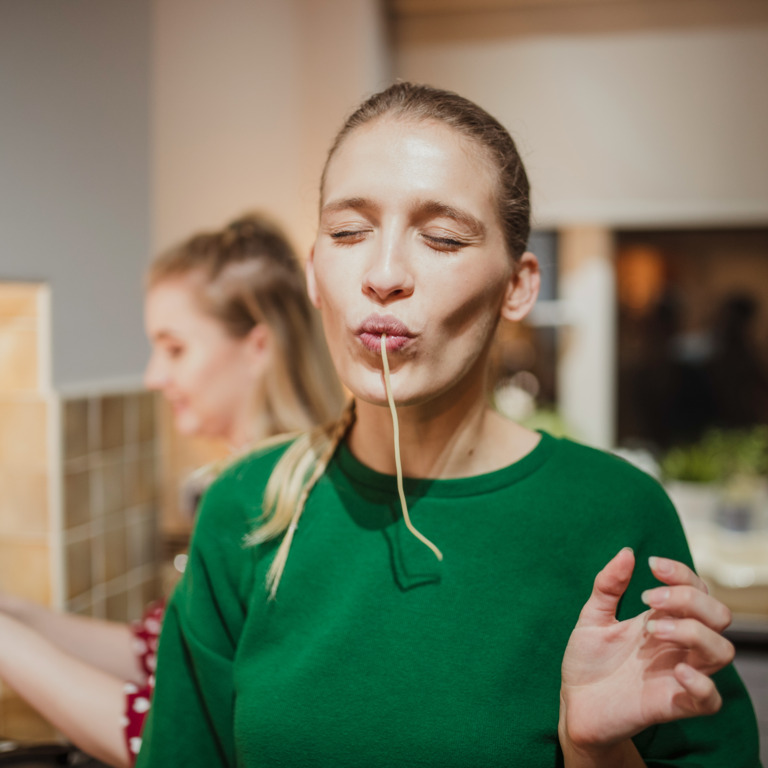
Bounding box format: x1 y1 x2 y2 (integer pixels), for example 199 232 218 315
559 734 632 768
558 693 645 768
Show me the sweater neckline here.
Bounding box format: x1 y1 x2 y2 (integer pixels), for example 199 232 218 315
331 430 558 499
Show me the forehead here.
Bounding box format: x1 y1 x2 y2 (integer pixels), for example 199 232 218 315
145 274 210 329
322 117 498 210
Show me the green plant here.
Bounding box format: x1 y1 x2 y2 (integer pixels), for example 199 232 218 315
661 426 768 483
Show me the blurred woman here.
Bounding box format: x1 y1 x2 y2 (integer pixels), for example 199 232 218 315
0 212 343 766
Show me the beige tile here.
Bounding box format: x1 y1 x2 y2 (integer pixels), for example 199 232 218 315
65 592 92 616
100 459 125 518
0 691 59 741
126 454 158 508
103 518 127 582
123 392 138 446
99 394 125 451
138 455 158 506
0 283 40 319
0 319 38 392
90 528 105 586
0 467 48 536
0 397 47 471
89 596 106 619
123 457 141 508
126 516 143 571
127 513 159 570
65 537 92 600
63 467 91 528
0 539 50 603
63 398 89 462
137 391 157 443
127 583 145 622
140 572 163 610
105 590 129 622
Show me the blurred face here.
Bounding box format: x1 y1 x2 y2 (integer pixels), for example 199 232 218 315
308 117 532 409
143 275 264 443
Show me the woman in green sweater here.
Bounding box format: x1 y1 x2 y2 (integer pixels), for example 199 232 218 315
136 83 761 767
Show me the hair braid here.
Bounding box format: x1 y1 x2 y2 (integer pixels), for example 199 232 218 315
246 400 357 599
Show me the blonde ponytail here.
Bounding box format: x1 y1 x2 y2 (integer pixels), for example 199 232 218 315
246 400 356 599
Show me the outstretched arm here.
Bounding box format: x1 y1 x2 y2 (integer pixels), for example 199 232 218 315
0 612 130 767
559 548 734 768
0 592 142 683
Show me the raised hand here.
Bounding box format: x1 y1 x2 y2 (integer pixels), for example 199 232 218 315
559 548 734 761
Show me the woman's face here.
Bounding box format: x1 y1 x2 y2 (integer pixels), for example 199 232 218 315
307 116 537 409
143 275 266 444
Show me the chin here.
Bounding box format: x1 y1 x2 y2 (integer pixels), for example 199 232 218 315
344 372 431 410
174 414 201 437
339 368 388 406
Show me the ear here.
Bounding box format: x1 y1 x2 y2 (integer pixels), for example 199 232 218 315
500 251 540 323
305 245 321 309
243 322 273 378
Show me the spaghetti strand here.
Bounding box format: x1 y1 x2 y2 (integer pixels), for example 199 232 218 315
380 333 443 561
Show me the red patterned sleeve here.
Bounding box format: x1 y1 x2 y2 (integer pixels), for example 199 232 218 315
123 601 165 764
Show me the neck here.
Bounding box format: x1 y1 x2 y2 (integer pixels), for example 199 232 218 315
226 389 272 453
348 377 539 480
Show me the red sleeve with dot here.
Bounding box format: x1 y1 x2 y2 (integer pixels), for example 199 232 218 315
123 600 165 764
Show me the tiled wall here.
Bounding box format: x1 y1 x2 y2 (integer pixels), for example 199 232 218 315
1 284 165 738
0 283 56 738
0 284 50 601
157 398 229 537
62 392 162 621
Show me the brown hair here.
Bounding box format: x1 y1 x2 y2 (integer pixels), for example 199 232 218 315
252 82 531 598
321 81 531 260
148 212 343 436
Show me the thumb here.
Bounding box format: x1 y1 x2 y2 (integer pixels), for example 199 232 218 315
577 547 635 627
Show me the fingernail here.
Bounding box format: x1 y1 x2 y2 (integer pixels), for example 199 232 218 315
641 588 669 607
649 556 672 576
646 619 675 637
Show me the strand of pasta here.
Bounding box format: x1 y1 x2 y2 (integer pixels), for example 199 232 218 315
380 333 443 561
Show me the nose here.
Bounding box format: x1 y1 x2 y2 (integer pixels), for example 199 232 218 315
143 351 167 391
362 232 414 303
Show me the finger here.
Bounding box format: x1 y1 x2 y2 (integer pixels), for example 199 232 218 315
673 663 723 717
645 618 735 672
641 585 732 632
578 547 635 627
649 556 708 593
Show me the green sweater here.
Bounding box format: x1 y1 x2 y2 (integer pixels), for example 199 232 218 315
136 432 760 767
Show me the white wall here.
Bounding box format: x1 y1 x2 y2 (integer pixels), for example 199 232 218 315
396 19 768 228
153 0 391 258
294 0 392 252
151 0 303 253
0 0 151 391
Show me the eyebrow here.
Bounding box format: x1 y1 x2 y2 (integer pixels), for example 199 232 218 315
321 197 486 239
320 197 373 217
150 330 179 343
414 200 486 239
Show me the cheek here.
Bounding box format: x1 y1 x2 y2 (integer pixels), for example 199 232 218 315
435 268 509 337
314 276 345 334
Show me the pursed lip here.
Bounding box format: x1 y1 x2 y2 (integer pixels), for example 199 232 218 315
356 314 415 353
166 395 187 412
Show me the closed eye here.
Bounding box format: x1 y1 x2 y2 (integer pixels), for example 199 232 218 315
330 230 367 244
422 234 466 252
